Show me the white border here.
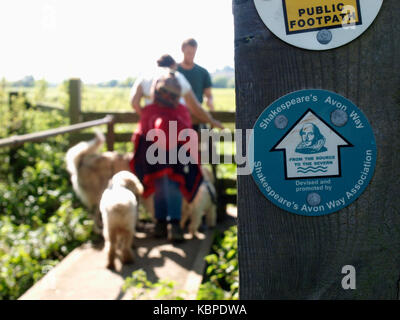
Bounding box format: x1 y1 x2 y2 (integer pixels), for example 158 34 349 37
254 0 383 50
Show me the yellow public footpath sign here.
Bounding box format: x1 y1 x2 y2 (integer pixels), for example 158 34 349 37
282 0 362 34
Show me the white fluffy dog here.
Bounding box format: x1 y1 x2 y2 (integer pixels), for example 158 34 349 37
181 166 217 236
100 171 143 270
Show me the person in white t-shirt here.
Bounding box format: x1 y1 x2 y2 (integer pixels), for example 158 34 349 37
130 54 222 129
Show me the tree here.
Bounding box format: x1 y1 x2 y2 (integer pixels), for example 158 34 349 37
234 0 400 299
120 77 136 88
33 79 48 103
12 75 35 87
213 76 229 88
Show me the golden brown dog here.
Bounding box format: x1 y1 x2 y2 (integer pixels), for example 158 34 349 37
65 131 131 233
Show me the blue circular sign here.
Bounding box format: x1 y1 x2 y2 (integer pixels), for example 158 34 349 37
251 89 377 216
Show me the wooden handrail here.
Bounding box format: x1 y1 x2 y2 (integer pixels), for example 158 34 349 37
35 103 66 113
0 115 114 148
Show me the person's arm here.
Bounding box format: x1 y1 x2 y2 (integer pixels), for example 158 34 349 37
183 90 223 129
203 87 215 111
130 83 143 115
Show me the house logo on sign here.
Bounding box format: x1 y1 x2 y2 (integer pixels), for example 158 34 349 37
271 109 353 179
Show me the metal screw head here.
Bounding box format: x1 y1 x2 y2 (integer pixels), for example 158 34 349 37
331 109 348 127
317 29 332 45
274 115 288 129
307 192 321 206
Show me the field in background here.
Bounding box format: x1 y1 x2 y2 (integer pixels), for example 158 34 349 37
10 85 237 180
81 87 235 112
29 86 235 112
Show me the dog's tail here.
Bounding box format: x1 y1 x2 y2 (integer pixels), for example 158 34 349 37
65 130 105 176
126 173 144 197
112 171 144 197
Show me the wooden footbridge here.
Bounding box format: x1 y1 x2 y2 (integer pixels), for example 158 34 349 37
20 209 236 300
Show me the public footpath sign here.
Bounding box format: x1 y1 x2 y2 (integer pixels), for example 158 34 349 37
253 0 383 50
251 89 376 216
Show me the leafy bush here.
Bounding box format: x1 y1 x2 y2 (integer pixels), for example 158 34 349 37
123 269 186 300
0 92 93 300
197 226 238 300
0 202 92 299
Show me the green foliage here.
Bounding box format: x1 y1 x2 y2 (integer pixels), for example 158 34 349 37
123 269 186 300
197 226 238 300
33 79 48 103
0 90 69 179
15 80 69 109
0 95 92 300
0 202 92 300
97 77 136 88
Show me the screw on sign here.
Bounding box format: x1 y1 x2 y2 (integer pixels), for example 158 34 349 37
317 29 332 44
254 0 383 50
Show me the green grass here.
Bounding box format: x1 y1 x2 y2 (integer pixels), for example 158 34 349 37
82 86 132 112
209 88 236 112
80 87 235 112
28 86 236 112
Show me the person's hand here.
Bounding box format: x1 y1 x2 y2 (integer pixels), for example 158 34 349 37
210 118 224 130
207 102 215 112
134 106 142 116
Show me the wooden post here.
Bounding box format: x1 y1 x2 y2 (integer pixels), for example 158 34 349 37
234 1 400 299
8 91 29 109
68 78 81 125
8 91 18 107
106 121 115 151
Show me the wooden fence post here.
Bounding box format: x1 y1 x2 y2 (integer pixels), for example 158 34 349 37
8 91 18 107
68 78 81 125
106 121 115 151
234 0 400 299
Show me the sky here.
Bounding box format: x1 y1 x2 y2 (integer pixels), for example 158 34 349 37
0 0 234 83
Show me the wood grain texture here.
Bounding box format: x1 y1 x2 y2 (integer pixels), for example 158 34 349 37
234 0 400 299
68 79 82 125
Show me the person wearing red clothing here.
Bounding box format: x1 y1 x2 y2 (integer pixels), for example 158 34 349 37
130 72 203 242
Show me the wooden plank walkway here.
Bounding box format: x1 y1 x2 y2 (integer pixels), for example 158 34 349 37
20 209 236 300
